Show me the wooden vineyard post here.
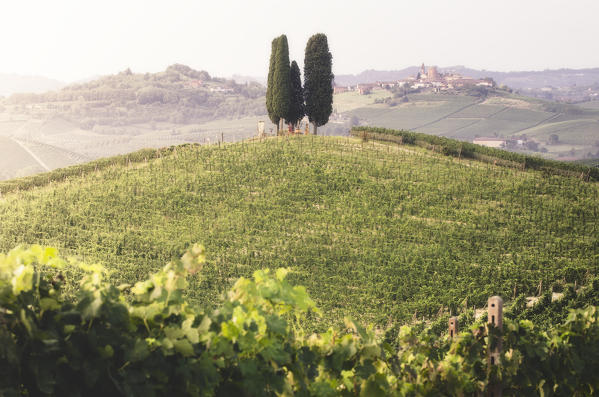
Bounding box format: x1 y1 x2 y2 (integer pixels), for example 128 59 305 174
448 316 458 339
488 296 503 397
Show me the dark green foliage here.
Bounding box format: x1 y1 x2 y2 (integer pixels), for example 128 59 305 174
2 246 599 396
303 33 334 134
265 38 279 127
271 35 292 133
287 60 305 127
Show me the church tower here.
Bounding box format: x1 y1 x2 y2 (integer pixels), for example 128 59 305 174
418 63 426 80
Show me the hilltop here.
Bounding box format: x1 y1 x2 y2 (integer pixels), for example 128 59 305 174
1 135 597 329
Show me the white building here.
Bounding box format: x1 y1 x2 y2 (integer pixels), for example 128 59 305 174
473 137 506 148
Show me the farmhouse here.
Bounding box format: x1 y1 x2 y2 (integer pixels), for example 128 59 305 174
377 81 400 89
334 86 350 94
473 137 506 148
209 86 234 93
357 83 379 95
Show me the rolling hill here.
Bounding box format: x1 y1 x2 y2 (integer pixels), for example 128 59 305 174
1 135 597 330
335 91 599 160
4 64 599 183
0 64 271 181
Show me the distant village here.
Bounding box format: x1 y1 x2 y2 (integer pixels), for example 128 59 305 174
332 65 544 151
333 64 495 95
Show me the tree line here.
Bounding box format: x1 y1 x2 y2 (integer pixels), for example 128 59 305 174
266 33 333 135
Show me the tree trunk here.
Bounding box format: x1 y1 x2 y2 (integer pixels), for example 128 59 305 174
279 119 285 135
313 122 318 135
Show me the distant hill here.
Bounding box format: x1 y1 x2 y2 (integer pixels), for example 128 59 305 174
0 64 270 180
5 64 266 126
0 73 65 97
335 66 599 90
334 68 420 86
331 90 599 160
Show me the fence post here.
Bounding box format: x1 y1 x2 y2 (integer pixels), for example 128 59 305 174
488 296 503 397
448 316 458 339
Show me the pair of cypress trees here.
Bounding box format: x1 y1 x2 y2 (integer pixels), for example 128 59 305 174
266 34 333 135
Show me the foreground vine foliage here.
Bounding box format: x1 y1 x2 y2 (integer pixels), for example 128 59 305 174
1 246 598 396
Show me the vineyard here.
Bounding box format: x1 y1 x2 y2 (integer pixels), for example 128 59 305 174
1 246 598 396
0 134 597 332
336 91 599 159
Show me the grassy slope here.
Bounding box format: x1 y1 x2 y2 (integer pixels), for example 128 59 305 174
0 136 44 179
0 136 597 329
340 91 599 158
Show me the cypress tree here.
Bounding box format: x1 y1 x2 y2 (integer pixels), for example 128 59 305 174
266 37 280 129
272 35 291 135
287 60 305 128
303 33 333 135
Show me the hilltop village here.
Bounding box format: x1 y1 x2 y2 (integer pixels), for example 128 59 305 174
334 64 495 95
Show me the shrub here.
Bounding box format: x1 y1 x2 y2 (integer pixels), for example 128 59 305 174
1 245 599 396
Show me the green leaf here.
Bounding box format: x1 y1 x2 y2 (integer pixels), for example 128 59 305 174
173 339 194 357
40 297 60 311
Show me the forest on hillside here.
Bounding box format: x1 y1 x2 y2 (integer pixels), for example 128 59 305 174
4 64 267 129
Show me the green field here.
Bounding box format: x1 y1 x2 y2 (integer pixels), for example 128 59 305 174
338 91 599 158
1 135 597 329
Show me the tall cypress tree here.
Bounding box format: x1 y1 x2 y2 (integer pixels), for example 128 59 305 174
303 33 333 135
266 37 279 130
287 60 305 128
272 35 291 135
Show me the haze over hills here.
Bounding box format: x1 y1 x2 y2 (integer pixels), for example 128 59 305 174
2 63 599 183
335 66 599 90
0 64 271 181
0 73 66 97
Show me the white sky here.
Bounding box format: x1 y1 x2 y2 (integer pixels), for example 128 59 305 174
1 0 597 82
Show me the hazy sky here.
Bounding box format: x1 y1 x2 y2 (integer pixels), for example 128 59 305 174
1 0 598 82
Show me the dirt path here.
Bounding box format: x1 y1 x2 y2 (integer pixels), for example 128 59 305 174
12 138 51 171
510 112 563 135
411 98 484 130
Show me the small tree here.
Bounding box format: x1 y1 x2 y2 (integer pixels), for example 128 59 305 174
287 61 305 128
272 35 291 135
266 37 280 131
548 134 560 145
303 33 333 135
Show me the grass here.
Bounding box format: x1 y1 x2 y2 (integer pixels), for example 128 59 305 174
0 135 597 330
334 90 599 159
350 95 479 130
332 90 391 113
522 119 599 145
